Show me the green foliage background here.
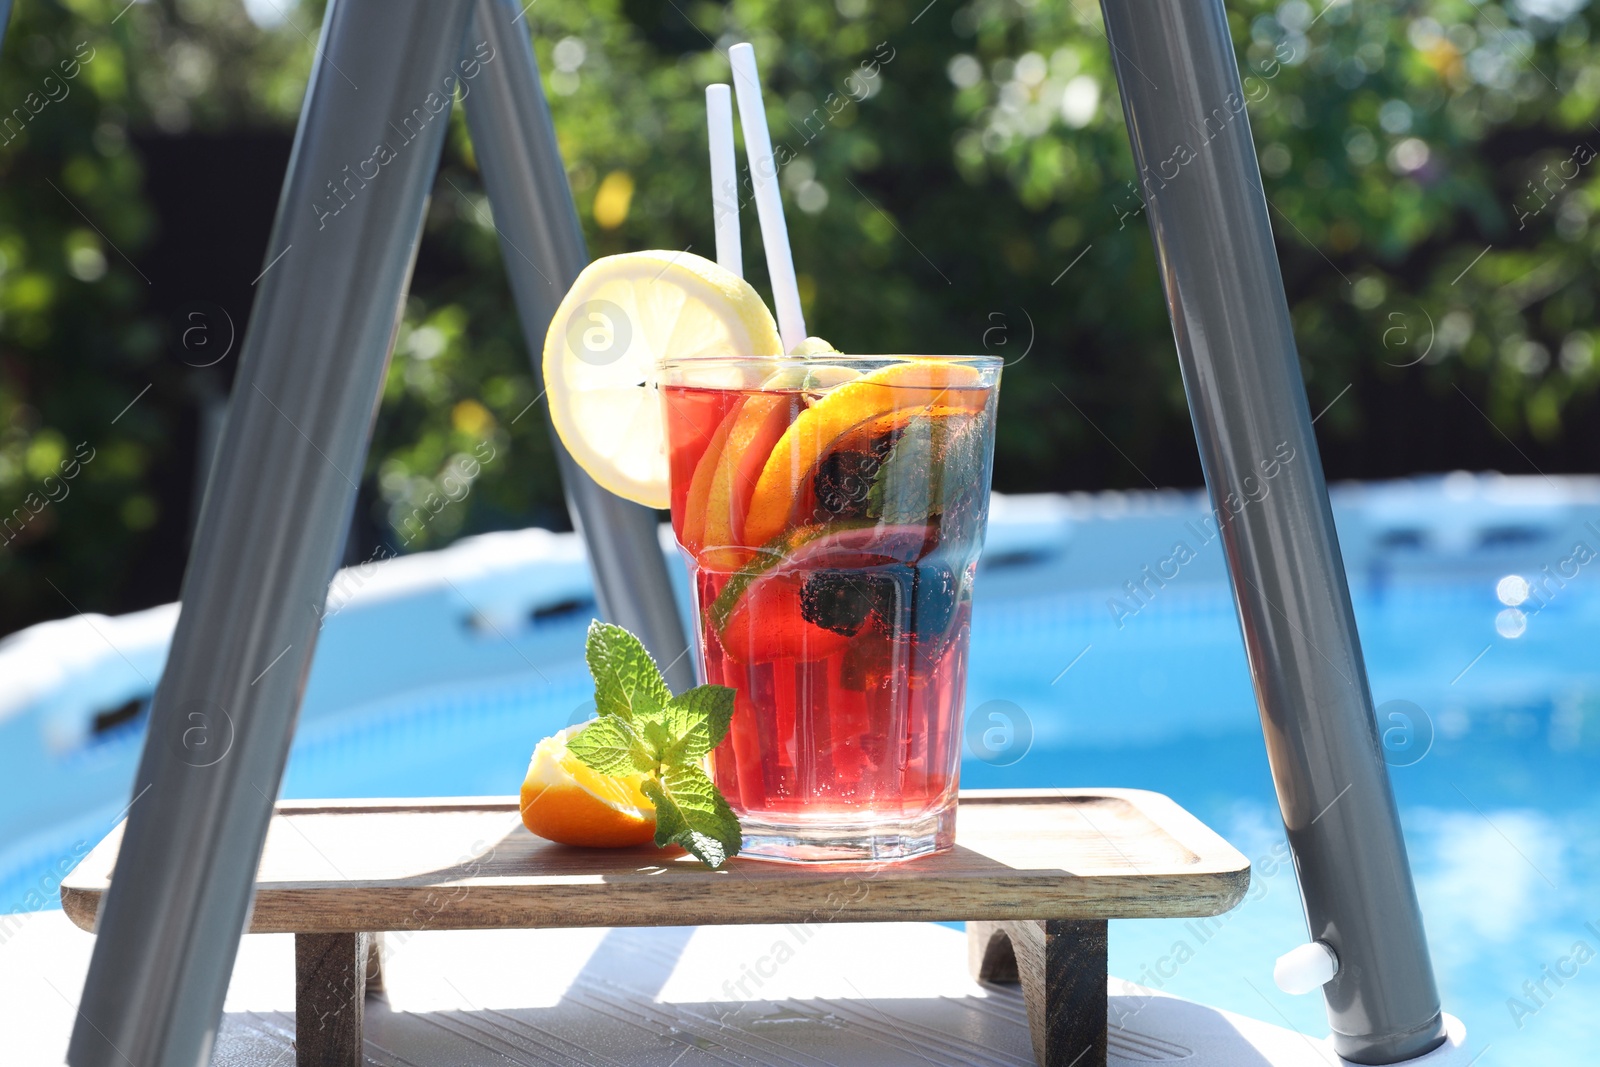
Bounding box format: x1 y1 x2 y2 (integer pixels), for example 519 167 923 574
1 0 1596 635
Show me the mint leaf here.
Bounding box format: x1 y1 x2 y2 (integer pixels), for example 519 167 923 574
569 622 744 869
586 620 672 722
641 718 674 762
867 413 987 524
661 685 736 765
567 716 649 776
641 779 686 842
642 763 742 869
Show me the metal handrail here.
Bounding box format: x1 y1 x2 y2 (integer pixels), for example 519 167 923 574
69 4 477 1063
1099 2 1447 1061
462 0 692 692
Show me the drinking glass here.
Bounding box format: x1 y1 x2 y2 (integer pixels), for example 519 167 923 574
659 355 1002 862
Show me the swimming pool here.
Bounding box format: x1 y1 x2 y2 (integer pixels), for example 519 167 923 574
2 473 1595 1065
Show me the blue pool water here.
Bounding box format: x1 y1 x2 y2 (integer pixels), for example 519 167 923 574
4 479 1597 1063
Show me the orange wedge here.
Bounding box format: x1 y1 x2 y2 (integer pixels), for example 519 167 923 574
520 723 656 848
742 361 984 547
680 402 741 552
704 393 796 548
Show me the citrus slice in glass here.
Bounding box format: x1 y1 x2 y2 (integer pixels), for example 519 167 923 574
679 401 741 552
542 251 783 509
703 392 795 548
742 360 984 547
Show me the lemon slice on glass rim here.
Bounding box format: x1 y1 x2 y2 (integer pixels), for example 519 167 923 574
541 250 783 509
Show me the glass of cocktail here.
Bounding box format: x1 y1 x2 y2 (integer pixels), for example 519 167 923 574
661 354 1002 862
535 47 1003 865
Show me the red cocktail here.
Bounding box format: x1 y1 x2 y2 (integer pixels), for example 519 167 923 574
660 355 1001 861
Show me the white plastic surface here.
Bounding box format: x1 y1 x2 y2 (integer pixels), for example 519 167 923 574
1274 940 1339 995
5 911 1384 1066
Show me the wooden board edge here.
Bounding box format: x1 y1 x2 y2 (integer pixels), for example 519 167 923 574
301 791 1135 809
272 796 520 815
56 798 524 895
958 786 1250 878
59 831 123 896
54 865 1253 936
1100 788 1252 877
958 788 1132 801
54 864 1254 937
55 790 1252 932
231 867 1255 933
58 868 106 894
59 885 101 932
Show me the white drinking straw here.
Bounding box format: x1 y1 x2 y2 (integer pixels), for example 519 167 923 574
706 84 742 278
728 42 806 353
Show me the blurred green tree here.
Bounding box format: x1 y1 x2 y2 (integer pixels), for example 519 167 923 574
2 0 1597 636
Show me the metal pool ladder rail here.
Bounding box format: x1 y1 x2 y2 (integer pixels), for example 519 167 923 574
1097 2 1448 1062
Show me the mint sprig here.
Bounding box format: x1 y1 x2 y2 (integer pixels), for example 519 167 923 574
567 621 741 868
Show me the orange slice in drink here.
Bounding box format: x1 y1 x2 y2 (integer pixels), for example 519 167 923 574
679 401 741 552
520 723 656 847
703 393 796 548
742 361 984 547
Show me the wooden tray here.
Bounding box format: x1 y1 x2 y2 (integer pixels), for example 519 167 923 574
62 788 1249 1067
